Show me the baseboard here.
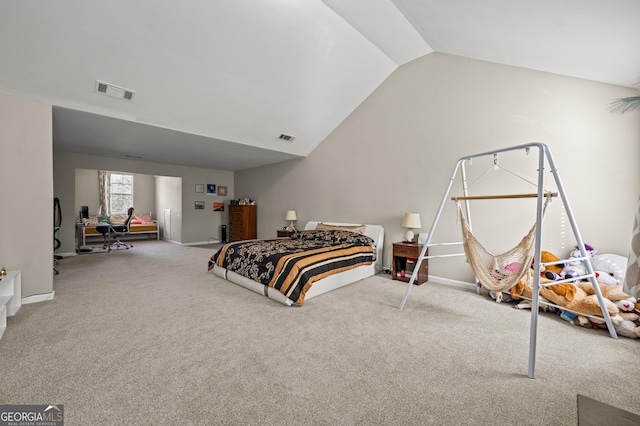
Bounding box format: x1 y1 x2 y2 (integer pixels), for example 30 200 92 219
22 291 55 305
162 238 181 244
428 275 478 292
56 252 76 258
183 240 220 246
379 269 479 292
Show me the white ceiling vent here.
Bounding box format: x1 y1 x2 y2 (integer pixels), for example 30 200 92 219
94 80 135 101
278 133 295 142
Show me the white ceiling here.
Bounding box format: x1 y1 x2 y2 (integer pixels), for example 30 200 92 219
0 0 638 171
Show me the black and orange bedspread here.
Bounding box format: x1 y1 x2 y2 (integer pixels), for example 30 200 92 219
208 230 375 305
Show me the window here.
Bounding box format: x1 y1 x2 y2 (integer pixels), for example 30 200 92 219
109 173 133 214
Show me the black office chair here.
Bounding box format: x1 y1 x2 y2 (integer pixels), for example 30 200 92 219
53 197 62 274
109 207 135 250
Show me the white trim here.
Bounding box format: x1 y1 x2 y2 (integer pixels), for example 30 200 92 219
427 275 477 291
22 291 55 304
162 238 181 244
57 251 76 258
183 240 220 246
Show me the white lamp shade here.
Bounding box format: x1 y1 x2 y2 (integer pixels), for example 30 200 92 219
285 210 297 221
402 213 421 229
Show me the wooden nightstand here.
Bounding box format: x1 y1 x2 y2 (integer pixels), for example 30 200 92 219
392 242 428 285
277 229 295 238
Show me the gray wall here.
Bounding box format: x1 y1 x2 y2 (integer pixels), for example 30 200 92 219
54 152 234 254
236 53 640 283
0 94 53 297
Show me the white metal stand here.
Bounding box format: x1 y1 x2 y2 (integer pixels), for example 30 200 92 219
398 143 617 378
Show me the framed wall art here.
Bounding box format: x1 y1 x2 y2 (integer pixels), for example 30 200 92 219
206 184 216 195
218 186 227 196
195 201 205 209
195 184 205 193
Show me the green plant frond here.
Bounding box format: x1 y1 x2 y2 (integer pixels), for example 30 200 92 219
608 96 640 114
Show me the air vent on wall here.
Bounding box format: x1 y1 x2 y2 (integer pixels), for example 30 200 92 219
94 80 135 102
278 133 295 142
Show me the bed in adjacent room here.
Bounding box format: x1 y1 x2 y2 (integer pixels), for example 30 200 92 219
208 221 384 306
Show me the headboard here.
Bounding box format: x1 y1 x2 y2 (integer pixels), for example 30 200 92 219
304 221 385 272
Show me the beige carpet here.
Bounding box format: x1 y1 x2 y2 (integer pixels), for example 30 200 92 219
1 240 639 425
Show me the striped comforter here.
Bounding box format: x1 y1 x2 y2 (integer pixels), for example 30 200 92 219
208 230 375 305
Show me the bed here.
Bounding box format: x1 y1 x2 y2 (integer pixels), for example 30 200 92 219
208 221 384 306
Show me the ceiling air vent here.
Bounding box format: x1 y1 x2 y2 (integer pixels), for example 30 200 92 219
94 80 135 102
278 133 295 142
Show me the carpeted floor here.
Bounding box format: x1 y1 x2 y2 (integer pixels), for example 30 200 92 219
1 240 639 425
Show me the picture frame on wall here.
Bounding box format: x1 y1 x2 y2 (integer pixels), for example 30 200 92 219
195 183 205 193
206 184 216 195
213 203 224 212
218 186 227 196
195 201 205 209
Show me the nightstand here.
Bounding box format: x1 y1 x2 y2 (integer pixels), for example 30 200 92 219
277 229 295 238
392 242 428 285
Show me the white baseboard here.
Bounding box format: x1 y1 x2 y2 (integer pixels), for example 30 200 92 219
56 252 76 258
427 275 478 292
183 240 220 246
162 238 181 244
380 267 479 293
22 291 55 304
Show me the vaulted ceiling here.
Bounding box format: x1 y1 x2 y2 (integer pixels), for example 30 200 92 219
1 0 638 171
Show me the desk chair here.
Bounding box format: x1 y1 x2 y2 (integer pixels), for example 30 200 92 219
109 207 134 250
53 197 62 274
96 222 111 250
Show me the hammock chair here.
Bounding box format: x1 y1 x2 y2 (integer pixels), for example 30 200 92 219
456 199 549 300
399 143 618 380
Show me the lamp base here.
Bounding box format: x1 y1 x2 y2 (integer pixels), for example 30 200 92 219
404 229 415 243
289 221 296 230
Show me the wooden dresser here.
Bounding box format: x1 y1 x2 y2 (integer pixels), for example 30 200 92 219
228 204 257 242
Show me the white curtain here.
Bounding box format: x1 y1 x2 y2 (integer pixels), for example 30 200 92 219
97 170 111 217
624 194 640 298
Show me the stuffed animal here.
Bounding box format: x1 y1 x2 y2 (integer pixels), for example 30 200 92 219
590 253 628 285
613 303 640 337
565 295 623 325
540 250 563 276
509 270 561 311
561 244 597 281
614 317 640 338
594 271 618 285
576 282 632 303
531 281 624 328
510 254 570 310
616 297 638 313
510 261 639 337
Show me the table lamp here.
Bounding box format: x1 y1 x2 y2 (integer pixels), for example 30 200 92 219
285 210 297 230
402 213 421 242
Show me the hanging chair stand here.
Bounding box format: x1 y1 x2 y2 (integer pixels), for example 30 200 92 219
398 142 617 379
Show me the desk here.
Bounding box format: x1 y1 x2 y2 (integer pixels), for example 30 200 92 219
76 222 112 253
